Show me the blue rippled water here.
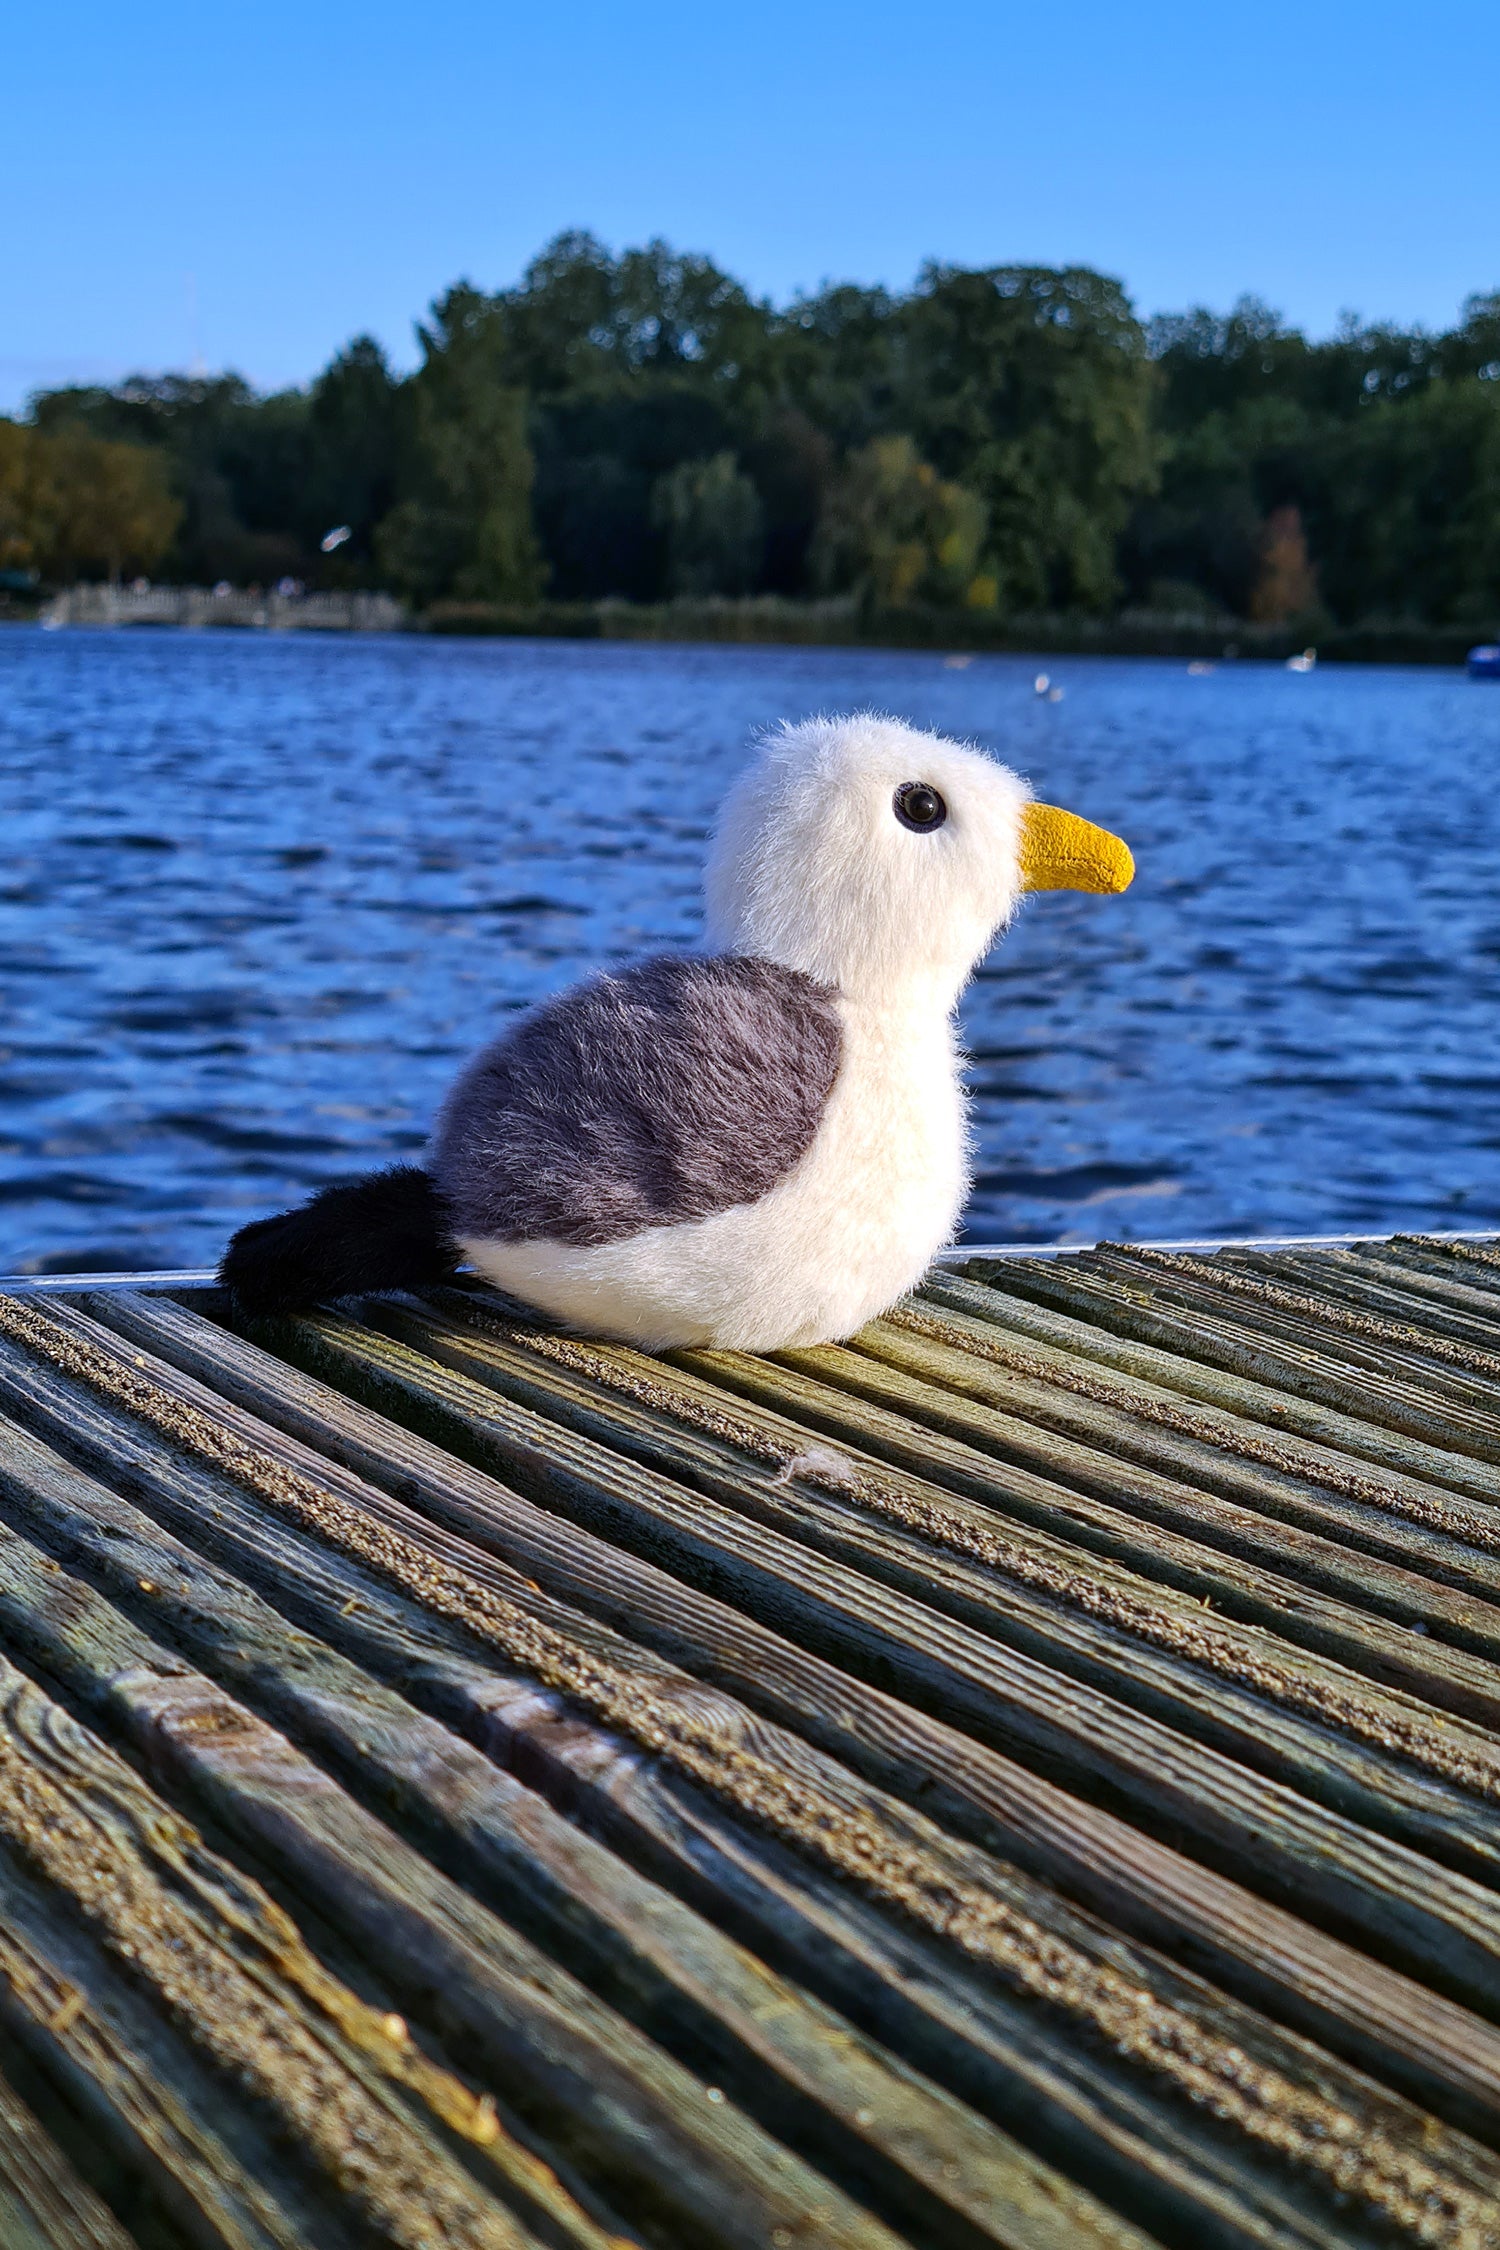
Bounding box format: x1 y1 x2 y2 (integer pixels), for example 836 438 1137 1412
2 624 1499 1274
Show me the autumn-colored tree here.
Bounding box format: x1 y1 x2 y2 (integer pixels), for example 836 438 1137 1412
812 436 989 607
1248 503 1320 621
0 421 34 572
0 422 179 582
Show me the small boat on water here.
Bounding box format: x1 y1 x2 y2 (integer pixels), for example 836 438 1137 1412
1468 643 1500 679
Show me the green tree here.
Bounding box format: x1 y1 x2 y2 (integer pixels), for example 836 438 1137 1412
376 286 542 604
30 372 307 584
895 264 1159 611
498 230 772 394
1123 391 1316 614
741 407 835 593
302 337 401 574
1305 379 1500 623
763 284 898 454
812 435 989 607
1441 293 1500 384
488 234 774 599
19 237 1500 628
651 452 765 596
532 382 738 598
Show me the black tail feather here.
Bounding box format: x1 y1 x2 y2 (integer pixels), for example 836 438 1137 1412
218 1164 459 1315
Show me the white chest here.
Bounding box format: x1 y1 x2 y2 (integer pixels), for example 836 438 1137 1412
462 995 970 1352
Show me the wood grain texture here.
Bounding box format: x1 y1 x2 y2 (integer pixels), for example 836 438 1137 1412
0 2066 136 2250
353 1301 1500 1914
391 1297 1500 1744
1376 1240 1500 1302
0 1651 618 2250
714 1330 1500 1648
887 1286 1500 1634
1241 1247 1500 1342
966 1253 1500 1464
939 1268 1500 1503
1082 1248 1500 1428
0 1351 1497 2248
0 1462 912 2250
72 1287 1500 2152
104 1299 1500 2013
5 1240 1500 2247
915 1275 1500 1537
0 1418 1138 2250
0 1858 330 2250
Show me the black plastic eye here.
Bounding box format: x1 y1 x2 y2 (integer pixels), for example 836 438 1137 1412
893 781 948 832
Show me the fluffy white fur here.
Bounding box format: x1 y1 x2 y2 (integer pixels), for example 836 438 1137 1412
463 713 1033 1350
703 712 1031 1012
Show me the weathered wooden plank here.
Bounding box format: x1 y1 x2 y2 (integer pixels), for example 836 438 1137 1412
929 1268 1500 1503
0 2066 136 2250
543 1705 1500 2250
356 1298 1500 1893
817 1311 1500 1611
1235 1248 1500 1344
10 1238 1500 2246
0 1853 337 2250
1381 1239 1500 1297
0 1417 1139 2250
66 1297 1500 2148
0 1505 905 2246
1117 1246 1500 1371
0 1400 1491 2250
20 1314 1322 2250
963 1255 1500 1465
0 1653 578 2250
703 1325 1500 1647
1083 1247 1500 1425
1177 1244 1500 1354
107 1293 1500 1948
373 1295 1500 1716
881 1284 1500 1605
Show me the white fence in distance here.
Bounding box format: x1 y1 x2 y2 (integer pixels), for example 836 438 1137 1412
42 584 405 632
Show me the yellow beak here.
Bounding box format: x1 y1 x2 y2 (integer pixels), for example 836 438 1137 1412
1018 802 1135 894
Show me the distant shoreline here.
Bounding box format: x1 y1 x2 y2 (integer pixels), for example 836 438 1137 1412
5 587 1489 669
419 599 1488 669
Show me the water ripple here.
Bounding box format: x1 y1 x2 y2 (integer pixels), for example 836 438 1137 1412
2 626 1499 1270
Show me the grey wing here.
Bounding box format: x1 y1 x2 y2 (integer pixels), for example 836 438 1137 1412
432 954 844 1247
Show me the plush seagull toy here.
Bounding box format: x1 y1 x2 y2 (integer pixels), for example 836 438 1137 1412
221 714 1133 1349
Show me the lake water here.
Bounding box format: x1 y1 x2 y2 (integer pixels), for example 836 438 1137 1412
3 625 1499 1276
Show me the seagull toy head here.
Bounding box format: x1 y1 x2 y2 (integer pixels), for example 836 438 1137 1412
703 712 1134 1007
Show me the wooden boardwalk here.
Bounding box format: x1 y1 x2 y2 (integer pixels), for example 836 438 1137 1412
0 1239 1499 2245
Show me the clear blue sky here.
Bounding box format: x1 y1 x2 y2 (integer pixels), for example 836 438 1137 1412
5 0 1496 412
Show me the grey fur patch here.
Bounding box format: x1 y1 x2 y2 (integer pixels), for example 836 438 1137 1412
433 954 843 1247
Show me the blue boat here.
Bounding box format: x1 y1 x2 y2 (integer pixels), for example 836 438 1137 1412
1469 643 1500 678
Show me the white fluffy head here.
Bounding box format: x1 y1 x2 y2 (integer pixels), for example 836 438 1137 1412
703 713 1032 1007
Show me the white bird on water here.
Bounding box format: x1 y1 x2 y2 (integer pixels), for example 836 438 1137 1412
222 714 1134 1351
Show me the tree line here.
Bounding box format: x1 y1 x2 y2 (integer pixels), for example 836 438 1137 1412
4 230 1499 629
